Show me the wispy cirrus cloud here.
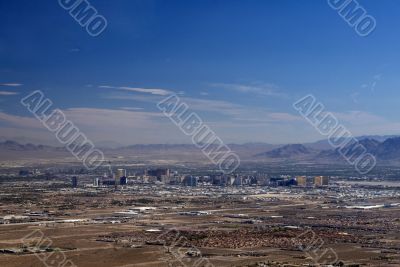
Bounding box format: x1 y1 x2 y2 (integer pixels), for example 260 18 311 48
69 48 81 53
0 83 23 87
0 91 19 96
64 108 165 128
104 92 244 116
104 91 300 124
119 107 144 111
0 108 182 145
99 85 172 96
210 82 285 97
0 111 43 128
2 106 397 145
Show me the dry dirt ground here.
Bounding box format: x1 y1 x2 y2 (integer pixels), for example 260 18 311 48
0 188 399 266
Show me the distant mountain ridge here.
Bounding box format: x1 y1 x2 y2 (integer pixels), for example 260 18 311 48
1 135 400 164
255 136 400 163
0 140 53 151
255 144 311 158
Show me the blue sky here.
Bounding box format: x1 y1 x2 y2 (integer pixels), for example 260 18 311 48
1 0 400 145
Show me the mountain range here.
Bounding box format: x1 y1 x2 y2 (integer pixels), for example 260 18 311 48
254 136 400 163
1 135 400 164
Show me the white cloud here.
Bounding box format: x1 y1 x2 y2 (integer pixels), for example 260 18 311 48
333 111 384 125
105 92 300 123
63 108 165 129
57 108 183 144
0 112 43 129
0 83 22 87
210 82 285 97
329 110 400 136
0 108 183 145
120 107 144 111
268 112 301 122
1 106 399 145
100 85 172 96
0 91 19 95
104 92 241 115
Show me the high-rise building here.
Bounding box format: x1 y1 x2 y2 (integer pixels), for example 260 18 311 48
314 176 329 187
93 177 100 187
115 169 126 185
183 175 197 187
296 176 307 187
116 169 126 179
120 176 127 185
227 176 235 186
147 168 170 181
160 175 170 184
71 176 78 188
233 176 242 186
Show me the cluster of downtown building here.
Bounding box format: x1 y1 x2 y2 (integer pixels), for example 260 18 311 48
70 168 329 188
